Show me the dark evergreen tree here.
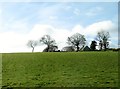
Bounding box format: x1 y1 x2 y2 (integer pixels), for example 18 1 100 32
90 41 97 51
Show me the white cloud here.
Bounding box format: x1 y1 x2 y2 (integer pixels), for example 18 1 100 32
67 20 117 41
28 24 71 50
0 20 118 53
86 7 103 17
73 8 80 16
5 22 28 33
72 25 84 34
84 20 116 36
28 24 55 40
38 4 61 20
70 20 118 48
0 32 28 53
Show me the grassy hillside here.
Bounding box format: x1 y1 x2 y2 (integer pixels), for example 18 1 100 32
0 54 2 88
2 52 118 87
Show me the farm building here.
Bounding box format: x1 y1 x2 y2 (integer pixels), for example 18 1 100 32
61 46 75 52
43 45 58 52
83 46 91 51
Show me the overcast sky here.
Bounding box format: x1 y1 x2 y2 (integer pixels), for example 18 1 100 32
0 0 119 53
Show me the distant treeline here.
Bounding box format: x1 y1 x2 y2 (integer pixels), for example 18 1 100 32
27 30 118 52
108 48 120 51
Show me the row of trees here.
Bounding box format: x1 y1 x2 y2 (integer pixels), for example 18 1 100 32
90 31 110 51
27 31 110 52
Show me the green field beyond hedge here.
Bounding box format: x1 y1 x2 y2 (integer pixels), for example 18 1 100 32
2 52 118 87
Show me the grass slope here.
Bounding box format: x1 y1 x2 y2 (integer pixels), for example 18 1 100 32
0 54 2 88
2 52 118 87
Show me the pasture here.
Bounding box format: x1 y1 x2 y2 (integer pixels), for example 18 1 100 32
2 52 118 87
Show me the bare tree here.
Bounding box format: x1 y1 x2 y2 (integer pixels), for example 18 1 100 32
96 31 110 51
40 35 56 52
27 40 37 52
67 33 86 52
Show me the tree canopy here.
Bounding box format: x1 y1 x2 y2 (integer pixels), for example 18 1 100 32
96 31 110 51
26 31 112 52
90 41 97 51
27 40 37 52
67 33 86 52
40 35 56 52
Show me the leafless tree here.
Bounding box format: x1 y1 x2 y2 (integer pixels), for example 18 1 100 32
67 33 86 52
40 35 56 52
96 31 110 51
27 40 37 52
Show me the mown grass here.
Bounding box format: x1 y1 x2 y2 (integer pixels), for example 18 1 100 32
0 53 2 88
2 52 118 87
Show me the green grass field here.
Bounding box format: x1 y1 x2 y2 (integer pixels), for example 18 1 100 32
0 53 2 88
2 52 118 87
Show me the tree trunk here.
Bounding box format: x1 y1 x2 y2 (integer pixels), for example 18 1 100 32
99 42 102 51
32 47 34 52
104 43 106 51
76 45 79 52
47 45 50 52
